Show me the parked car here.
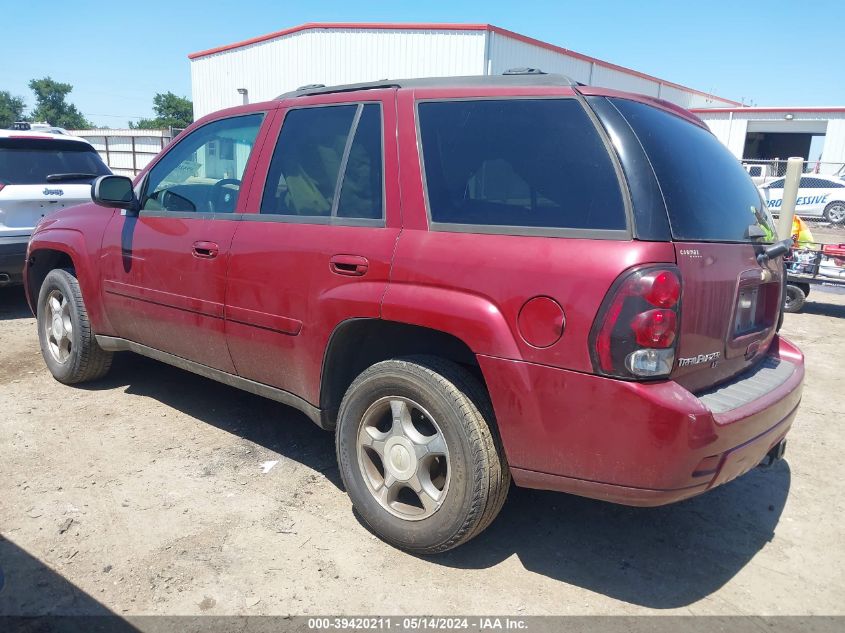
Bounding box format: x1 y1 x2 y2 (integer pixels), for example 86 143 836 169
758 174 845 224
24 73 804 553
0 130 111 285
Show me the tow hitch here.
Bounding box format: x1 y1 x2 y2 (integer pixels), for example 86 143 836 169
759 439 787 468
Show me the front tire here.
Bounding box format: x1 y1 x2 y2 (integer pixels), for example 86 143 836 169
336 356 509 553
823 201 845 225
37 269 113 384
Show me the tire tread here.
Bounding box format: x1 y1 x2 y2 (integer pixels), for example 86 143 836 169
336 355 510 553
39 269 112 384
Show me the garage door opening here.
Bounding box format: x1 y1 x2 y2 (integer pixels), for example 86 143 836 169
743 131 826 162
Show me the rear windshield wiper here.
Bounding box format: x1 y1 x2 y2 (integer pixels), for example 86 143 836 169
46 172 98 181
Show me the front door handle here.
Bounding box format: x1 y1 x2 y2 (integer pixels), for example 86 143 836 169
330 254 369 276
192 241 219 259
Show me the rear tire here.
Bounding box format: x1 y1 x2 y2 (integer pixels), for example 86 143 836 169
335 356 509 553
823 201 845 225
37 269 113 384
783 284 806 313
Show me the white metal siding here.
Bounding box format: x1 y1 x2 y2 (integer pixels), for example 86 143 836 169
191 26 741 119
726 119 748 157
486 32 592 82
821 119 845 166
191 29 486 118
487 31 737 109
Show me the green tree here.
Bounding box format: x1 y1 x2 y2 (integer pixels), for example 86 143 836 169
0 91 27 128
28 77 92 129
130 92 193 130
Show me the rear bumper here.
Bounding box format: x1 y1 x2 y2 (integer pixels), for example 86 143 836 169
479 335 804 506
0 238 28 284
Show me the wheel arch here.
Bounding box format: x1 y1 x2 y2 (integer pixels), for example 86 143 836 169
319 318 487 430
26 229 112 332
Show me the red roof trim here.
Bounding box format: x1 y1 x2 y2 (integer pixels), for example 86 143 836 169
187 22 741 106
692 106 845 114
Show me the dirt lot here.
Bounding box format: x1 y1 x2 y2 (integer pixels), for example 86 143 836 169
1 284 843 617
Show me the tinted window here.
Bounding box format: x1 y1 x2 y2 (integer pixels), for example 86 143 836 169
337 105 383 219
801 177 842 188
261 104 383 220
417 99 626 231
612 98 775 243
0 138 110 185
142 114 263 214
767 179 785 189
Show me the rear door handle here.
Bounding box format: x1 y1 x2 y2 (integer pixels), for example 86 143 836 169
192 241 219 259
330 254 369 276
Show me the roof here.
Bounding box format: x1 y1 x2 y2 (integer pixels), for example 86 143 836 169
188 22 741 107
0 129 92 144
275 72 579 99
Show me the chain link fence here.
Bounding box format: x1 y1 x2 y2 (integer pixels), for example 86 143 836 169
741 159 845 180
741 160 845 240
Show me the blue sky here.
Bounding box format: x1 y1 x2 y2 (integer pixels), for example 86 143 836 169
2 0 843 127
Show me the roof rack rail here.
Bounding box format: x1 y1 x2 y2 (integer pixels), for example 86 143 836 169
278 81 402 99
276 72 577 100
503 67 547 75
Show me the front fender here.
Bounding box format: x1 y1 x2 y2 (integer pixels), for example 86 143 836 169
27 228 113 334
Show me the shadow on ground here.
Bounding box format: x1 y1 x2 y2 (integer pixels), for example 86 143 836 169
81 353 341 487
80 351 790 610
0 286 32 321
800 299 845 318
429 462 789 608
0 535 137 629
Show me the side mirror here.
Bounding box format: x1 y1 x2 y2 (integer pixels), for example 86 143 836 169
92 175 140 212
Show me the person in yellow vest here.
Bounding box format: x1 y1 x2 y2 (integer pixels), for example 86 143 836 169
792 215 817 248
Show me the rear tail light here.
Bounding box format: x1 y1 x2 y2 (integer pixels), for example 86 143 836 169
590 266 682 379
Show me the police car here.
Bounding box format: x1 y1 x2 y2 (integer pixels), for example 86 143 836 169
0 129 111 285
759 174 845 224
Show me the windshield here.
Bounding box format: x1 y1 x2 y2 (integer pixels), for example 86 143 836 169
0 138 111 185
611 98 776 243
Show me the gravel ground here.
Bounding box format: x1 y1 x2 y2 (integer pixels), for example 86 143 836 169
0 284 843 617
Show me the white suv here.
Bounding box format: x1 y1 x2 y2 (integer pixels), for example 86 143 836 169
0 130 111 285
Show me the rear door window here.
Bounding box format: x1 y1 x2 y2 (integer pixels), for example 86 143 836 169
261 103 384 222
417 99 627 234
0 138 110 185
611 98 775 243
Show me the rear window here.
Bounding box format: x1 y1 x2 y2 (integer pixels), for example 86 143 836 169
0 138 110 185
417 99 627 233
611 98 775 243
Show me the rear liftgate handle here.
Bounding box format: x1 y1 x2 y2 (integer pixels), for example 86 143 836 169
192 241 219 259
330 254 369 276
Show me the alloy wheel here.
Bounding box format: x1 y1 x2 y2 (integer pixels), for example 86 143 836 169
356 396 450 521
44 289 73 363
826 202 845 224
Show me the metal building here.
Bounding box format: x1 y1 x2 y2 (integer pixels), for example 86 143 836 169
692 107 845 176
188 22 740 118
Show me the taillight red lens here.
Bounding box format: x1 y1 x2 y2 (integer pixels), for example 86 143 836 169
643 270 681 308
590 266 682 379
631 309 677 347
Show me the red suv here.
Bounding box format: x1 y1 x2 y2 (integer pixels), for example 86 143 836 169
25 73 804 553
